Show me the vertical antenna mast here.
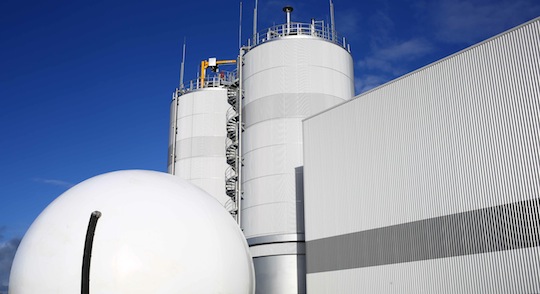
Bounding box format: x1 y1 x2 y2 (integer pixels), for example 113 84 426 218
330 0 336 42
179 38 186 89
253 0 258 46
239 1 243 49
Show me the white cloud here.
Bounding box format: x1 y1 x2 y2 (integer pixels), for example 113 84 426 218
358 57 397 74
358 38 433 76
33 178 74 188
378 38 433 60
354 6 435 94
353 0 540 95
355 75 388 93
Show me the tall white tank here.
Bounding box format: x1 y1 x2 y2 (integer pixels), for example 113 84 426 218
241 19 355 293
168 82 230 206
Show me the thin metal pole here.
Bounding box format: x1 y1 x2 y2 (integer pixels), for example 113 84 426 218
253 0 258 45
330 0 336 42
239 1 243 49
169 91 179 175
179 38 186 89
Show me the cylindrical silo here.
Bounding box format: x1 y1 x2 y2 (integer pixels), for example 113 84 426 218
241 20 355 293
168 85 230 206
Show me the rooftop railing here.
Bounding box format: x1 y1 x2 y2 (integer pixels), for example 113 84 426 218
248 20 350 52
178 70 238 94
175 19 350 95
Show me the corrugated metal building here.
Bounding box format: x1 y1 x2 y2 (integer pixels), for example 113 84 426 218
303 18 540 293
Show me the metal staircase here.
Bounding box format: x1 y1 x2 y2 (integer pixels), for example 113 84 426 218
224 82 242 220
223 49 246 225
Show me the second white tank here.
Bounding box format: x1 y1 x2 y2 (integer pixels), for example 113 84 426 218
169 87 230 206
242 34 354 293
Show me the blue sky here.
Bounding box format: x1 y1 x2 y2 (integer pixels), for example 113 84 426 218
1 0 539 290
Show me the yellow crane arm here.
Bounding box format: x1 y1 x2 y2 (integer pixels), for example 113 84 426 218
216 59 237 65
200 58 237 88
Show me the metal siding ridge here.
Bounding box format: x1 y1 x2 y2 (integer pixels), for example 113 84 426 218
303 17 540 244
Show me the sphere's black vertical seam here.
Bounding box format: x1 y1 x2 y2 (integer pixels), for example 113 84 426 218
82 211 102 294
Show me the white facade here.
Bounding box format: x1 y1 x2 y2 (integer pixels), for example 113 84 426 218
168 88 230 206
242 35 354 293
303 18 540 293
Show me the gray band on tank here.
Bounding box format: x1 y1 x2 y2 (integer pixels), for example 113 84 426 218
243 94 346 128
306 198 540 274
248 233 305 246
175 136 226 159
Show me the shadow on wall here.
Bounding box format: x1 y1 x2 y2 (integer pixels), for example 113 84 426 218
295 166 304 233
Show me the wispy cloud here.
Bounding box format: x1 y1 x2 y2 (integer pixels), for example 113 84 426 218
378 38 433 60
0 238 21 292
356 37 433 93
359 38 433 72
335 9 362 41
352 5 436 94
369 9 395 46
432 0 540 44
33 178 74 188
355 75 389 93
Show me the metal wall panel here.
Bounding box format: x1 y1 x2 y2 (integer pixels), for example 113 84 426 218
168 88 230 205
303 18 540 293
307 247 540 293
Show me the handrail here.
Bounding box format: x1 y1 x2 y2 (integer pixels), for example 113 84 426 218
248 20 350 51
178 69 238 94
225 165 237 180
226 107 238 122
200 59 237 89
225 137 236 149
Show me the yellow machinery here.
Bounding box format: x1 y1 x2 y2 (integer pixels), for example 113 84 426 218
200 58 237 87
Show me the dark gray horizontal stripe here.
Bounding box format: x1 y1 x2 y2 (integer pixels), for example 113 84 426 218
306 198 540 274
243 94 345 128
248 233 305 246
